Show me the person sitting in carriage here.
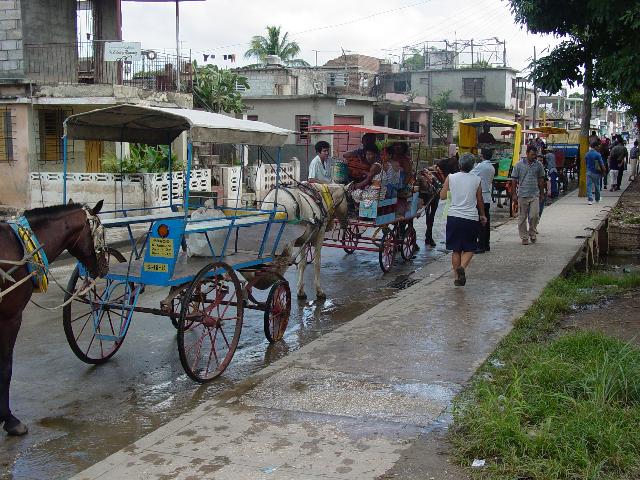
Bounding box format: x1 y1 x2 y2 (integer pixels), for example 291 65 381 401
382 145 402 199
343 133 379 182
349 144 388 206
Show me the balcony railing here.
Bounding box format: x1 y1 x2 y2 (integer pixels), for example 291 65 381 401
23 41 193 93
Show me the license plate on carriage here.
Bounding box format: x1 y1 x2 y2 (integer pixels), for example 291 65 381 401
143 262 169 273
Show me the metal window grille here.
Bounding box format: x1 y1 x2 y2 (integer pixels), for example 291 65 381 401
329 72 348 87
0 109 15 162
296 115 311 144
37 109 73 163
462 78 484 97
235 81 247 92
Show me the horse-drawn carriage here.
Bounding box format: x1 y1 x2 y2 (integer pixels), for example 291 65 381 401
459 116 523 216
60 105 301 383
307 125 427 273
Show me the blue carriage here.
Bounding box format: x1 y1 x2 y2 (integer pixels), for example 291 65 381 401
61 105 299 383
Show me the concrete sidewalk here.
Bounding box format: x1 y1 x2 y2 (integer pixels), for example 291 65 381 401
73 185 624 480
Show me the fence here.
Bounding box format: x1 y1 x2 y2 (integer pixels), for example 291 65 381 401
30 169 211 214
24 41 192 92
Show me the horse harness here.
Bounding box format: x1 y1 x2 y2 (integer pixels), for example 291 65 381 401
6 216 49 293
1 206 106 301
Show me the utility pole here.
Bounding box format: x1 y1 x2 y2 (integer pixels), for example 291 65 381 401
533 46 538 128
470 38 474 67
503 40 507 67
472 78 477 117
175 0 180 92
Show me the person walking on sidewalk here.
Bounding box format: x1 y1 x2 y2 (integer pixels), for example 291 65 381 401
609 135 628 191
510 146 545 245
629 140 638 182
440 153 487 286
585 140 606 205
471 148 495 253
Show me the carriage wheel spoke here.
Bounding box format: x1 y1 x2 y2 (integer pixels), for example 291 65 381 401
190 326 208 373
218 324 231 349
205 328 216 373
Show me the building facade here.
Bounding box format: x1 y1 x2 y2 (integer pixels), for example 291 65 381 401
234 55 430 178
0 0 192 208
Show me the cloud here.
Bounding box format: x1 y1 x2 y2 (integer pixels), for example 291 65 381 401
121 0 561 72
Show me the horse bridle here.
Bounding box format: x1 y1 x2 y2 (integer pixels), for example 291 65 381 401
69 207 107 276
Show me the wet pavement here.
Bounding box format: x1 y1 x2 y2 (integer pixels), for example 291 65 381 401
1 203 521 480
68 182 624 480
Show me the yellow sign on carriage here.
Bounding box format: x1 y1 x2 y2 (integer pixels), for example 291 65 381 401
149 238 174 258
143 262 169 273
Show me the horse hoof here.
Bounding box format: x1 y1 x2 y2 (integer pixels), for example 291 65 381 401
297 292 307 300
316 291 327 299
3 415 28 436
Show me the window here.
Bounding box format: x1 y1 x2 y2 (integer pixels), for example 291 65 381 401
296 115 311 144
359 74 369 89
394 80 409 92
419 77 429 85
0 108 14 162
462 78 484 97
235 80 247 92
247 115 258 121
38 109 66 162
511 78 517 98
328 72 348 87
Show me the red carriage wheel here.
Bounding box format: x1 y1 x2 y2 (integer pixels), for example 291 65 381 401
63 248 132 364
177 262 243 383
378 229 396 273
400 224 417 260
263 280 291 343
343 224 360 254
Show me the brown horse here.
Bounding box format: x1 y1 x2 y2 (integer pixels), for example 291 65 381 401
0 201 107 436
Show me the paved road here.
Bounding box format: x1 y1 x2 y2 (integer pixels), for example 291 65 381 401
4 205 504 480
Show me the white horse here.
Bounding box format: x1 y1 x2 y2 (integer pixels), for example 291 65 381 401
262 183 348 299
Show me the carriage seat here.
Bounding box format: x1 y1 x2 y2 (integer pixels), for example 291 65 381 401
101 211 184 228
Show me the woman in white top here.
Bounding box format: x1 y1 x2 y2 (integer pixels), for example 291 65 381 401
439 153 487 286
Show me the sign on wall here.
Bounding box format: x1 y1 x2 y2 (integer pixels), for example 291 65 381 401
104 42 142 61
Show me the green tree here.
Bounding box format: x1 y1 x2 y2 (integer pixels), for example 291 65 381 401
403 49 425 70
508 0 640 136
192 62 249 114
432 90 454 143
244 25 309 67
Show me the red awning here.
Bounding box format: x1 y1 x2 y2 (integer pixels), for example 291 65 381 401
309 124 423 137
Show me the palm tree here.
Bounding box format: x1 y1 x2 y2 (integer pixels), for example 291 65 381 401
244 26 310 67
192 61 249 114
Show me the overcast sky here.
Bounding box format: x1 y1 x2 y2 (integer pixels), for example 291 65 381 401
121 0 562 76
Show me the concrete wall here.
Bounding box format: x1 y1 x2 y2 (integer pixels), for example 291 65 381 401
0 103 30 206
0 0 24 78
244 96 373 179
22 0 77 83
408 68 517 111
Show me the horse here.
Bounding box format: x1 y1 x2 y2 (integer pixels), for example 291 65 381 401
420 155 460 246
0 201 108 436
262 184 348 300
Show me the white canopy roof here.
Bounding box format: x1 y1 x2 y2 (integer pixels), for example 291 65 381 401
64 104 292 147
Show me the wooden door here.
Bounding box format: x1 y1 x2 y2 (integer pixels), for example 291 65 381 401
85 140 103 172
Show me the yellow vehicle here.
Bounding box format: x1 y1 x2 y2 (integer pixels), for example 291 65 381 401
458 116 522 166
458 116 522 216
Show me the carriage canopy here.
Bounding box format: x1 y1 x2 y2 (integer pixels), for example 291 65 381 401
64 104 292 147
458 116 522 166
309 124 423 137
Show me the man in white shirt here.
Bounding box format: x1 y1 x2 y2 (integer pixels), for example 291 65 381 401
308 141 332 184
471 148 495 253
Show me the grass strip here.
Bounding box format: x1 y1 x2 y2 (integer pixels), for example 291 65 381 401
451 271 640 479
